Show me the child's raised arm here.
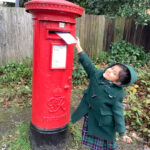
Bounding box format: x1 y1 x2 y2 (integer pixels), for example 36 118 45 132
75 37 97 78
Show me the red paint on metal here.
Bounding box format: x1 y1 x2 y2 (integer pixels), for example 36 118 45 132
25 0 83 129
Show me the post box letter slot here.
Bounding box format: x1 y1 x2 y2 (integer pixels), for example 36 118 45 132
47 30 70 40
47 31 61 40
51 45 67 69
49 31 69 34
49 31 56 34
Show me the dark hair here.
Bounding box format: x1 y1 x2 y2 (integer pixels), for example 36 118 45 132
111 63 131 85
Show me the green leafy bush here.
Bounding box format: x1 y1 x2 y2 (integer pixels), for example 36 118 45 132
137 66 150 89
72 63 88 86
0 58 32 86
101 40 150 68
0 58 32 108
69 0 150 25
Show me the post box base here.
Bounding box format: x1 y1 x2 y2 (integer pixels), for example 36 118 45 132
30 123 68 150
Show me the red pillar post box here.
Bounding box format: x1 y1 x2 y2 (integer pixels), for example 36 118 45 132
25 0 83 149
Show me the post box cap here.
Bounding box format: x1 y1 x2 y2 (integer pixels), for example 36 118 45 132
25 0 83 17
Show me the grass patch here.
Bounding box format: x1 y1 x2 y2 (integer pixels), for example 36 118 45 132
0 121 31 150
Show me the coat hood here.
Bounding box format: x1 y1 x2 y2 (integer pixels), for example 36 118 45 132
106 63 137 88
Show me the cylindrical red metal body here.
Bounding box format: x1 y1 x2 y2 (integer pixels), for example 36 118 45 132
25 0 83 130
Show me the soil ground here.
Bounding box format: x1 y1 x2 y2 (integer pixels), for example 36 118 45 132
0 85 147 150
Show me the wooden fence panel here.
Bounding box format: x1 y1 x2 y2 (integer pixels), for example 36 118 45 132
133 24 143 46
80 14 105 58
123 18 150 52
97 15 105 56
114 17 125 42
141 24 150 52
0 7 33 65
103 18 115 51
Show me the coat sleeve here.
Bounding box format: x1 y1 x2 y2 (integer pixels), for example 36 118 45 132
71 96 89 124
78 52 97 78
112 92 126 136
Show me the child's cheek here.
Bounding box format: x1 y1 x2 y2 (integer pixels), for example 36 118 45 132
109 73 113 78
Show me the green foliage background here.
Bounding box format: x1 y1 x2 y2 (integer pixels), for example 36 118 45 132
69 0 150 25
99 40 150 67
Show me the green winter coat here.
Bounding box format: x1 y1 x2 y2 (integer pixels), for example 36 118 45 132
71 52 137 141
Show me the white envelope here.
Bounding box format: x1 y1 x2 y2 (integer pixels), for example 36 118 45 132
56 32 76 45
